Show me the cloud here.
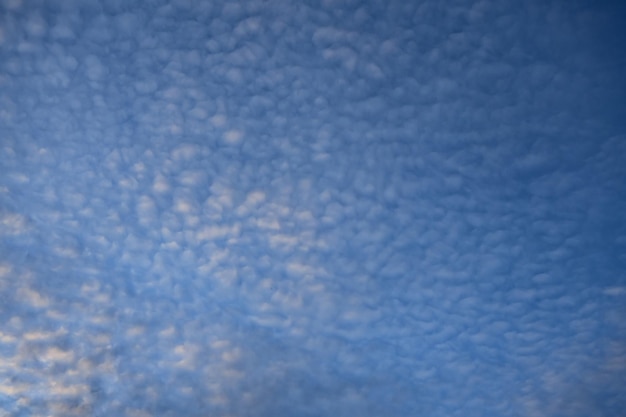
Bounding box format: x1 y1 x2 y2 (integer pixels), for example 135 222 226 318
0 0 625 416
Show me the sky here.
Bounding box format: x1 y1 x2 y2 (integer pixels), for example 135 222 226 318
0 0 625 416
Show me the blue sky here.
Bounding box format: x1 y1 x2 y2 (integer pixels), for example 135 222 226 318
1 0 625 416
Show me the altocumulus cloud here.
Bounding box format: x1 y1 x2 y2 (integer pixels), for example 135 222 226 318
1 0 625 416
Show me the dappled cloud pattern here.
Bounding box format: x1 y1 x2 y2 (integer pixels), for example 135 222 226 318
1 0 625 416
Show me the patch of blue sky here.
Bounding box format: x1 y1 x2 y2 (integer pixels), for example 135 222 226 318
1 0 625 416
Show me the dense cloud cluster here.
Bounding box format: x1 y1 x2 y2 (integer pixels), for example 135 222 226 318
1 0 625 416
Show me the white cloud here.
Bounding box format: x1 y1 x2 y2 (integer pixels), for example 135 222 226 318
0 0 624 416
223 129 244 144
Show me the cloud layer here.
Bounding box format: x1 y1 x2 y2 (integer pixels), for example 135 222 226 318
1 0 625 416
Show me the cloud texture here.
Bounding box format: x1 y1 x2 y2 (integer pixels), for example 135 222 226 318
1 0 625 416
